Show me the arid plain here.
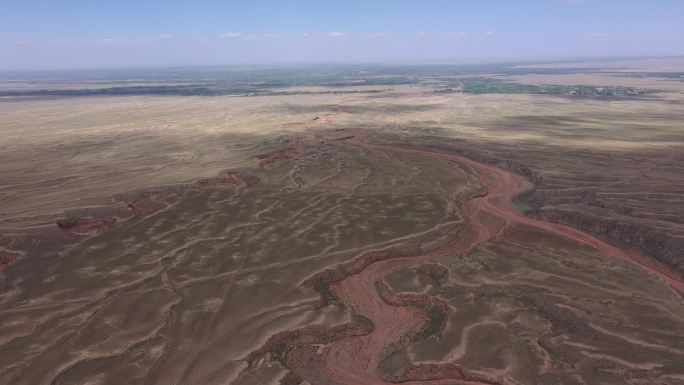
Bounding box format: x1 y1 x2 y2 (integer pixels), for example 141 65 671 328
1 59 683 385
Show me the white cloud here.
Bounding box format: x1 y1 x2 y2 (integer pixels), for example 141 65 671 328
366 32 389 38
193 35 209 44
328 32 348 38
415 32 429 36
484 30 495 36
98 38 128 44
15 39 33 45
135 34 174 43
219 32 243 38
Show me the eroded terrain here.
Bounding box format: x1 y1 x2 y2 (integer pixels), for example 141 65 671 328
1 60 683 385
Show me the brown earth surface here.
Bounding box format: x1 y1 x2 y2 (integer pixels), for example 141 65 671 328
1 128 683 385
1 66 684 385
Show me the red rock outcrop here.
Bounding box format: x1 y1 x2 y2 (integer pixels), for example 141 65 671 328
375 280 450 340
304 246 421 288
396 363 466 382
126 190 170 217
56 217 118 234
257 138 305 169
195 171 260 188
0 248 23 268
244 322 373 369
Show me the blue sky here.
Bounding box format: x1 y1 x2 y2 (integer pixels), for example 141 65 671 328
1 0 683 69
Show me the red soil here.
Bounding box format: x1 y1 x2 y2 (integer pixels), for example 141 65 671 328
0 249 23 268
195 171 261 189
127 190 170 217
250 134 684 385
196 172 247 188
359 139 684 293
54 189 175 238
315 254 499 385
398 363 466 382
50 190 175 240
4 169 250 269
56 217 118 235
257 138 305 169
245 323 374 370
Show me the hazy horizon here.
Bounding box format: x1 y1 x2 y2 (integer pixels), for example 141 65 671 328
3 55 684 74
3 0 683 70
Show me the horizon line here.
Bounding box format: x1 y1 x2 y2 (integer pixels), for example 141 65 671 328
2 54 683 73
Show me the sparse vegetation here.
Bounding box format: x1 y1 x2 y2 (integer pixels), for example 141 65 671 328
0 63 663 98
1 58 683 385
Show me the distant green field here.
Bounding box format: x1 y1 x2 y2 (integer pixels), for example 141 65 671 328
0 64 662 98
434 77 654 96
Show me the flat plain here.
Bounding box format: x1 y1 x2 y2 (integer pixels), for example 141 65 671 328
1 59 683 385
